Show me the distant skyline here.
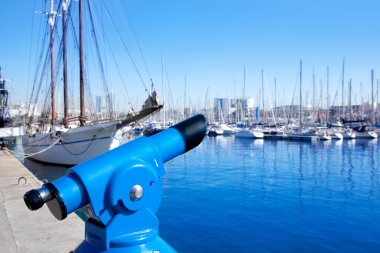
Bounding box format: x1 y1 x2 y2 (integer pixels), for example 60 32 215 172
1 0 379 112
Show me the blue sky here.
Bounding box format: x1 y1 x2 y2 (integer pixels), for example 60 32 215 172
1 0 379 111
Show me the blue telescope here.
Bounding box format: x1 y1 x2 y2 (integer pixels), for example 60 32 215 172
24 114 207 253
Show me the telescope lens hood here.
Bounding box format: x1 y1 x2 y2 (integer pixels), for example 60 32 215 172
24 189 44 211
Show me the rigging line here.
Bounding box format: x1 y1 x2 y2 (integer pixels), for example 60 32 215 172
289 71 299 122
331 89 339 108
120 1 152 80
84 56 97 121
38 43 53 110
262 73 276 125
331 67 344 107
90 3 135 111
29 15 49 109
30 40 51 126
87 1 114 118
27 0 39 104
164 60 175 111
103 2 150 95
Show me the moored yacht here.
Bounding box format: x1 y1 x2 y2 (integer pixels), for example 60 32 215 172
353 126 378 139
235 127 264 139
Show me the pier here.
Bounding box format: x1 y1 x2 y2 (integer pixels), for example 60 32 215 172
0 148 83 252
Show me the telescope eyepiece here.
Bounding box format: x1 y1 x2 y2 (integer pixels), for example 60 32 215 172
24 189 44 211
24 186 53 211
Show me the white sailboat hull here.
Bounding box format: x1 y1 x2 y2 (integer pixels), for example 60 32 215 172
330 132 343 140
235 129 264 139
341 131 356 139
23 121 119 166
354 131 378 139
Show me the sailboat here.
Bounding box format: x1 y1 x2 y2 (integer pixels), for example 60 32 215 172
22 0 162 166
286 60 331 141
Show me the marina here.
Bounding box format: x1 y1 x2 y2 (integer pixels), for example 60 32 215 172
1 0 380 252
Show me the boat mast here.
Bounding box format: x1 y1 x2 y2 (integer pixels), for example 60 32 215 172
360 82 364 120
49 0 57 125
184 76 187 120
326 66 329 124
161 55 165 124
79 0 85 126
320 79 323 124
348 79 352 120
261 69 265 123
377 79 379 124
242 64 246 122
299 60 303 128
341 58 345 119
312 65 315 123
371 69 375 125
62 0 69 128
274 77 277 120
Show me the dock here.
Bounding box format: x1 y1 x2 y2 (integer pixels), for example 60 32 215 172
0 148 84 253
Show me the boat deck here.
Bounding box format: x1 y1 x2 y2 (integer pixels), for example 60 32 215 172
0 148 83 252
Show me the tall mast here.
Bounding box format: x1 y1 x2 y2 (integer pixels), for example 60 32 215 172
341 58 345 119
184 76 187 120
326 66 329 124
242 64 246 121
371 69 375 124
49 0 57 125
360 82 364 120
320 79 323 124
312 65 315 122
299 60 303 127
62 0 69 128
161 55 165 124
79 0 85 126
348 79 352 120
274 77 277 120
261 70 264 112
377 79 379 124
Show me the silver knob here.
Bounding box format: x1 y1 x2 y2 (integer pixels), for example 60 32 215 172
129 184 144 202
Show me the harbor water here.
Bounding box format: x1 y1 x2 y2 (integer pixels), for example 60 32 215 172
10 136 380 253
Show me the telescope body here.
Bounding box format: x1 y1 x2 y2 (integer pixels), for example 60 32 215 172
24 115 207 253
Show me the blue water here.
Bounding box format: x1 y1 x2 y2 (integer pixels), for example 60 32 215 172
158 137 380 253
14 136 380 252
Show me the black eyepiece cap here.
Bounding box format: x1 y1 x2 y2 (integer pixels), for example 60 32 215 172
171 114 207 152
24 189 44 211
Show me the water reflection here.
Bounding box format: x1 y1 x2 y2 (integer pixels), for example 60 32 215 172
23 158 68 182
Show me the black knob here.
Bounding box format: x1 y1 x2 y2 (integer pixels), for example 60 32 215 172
24 189 44 211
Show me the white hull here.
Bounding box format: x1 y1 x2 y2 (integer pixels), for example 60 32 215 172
287 129 331 141
354 131 378 139
341 130 356 139
235 129 264 139
207 127 224 136
287 133 320 141
219 124 235 135
329 132 343 140
23 121 120 166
